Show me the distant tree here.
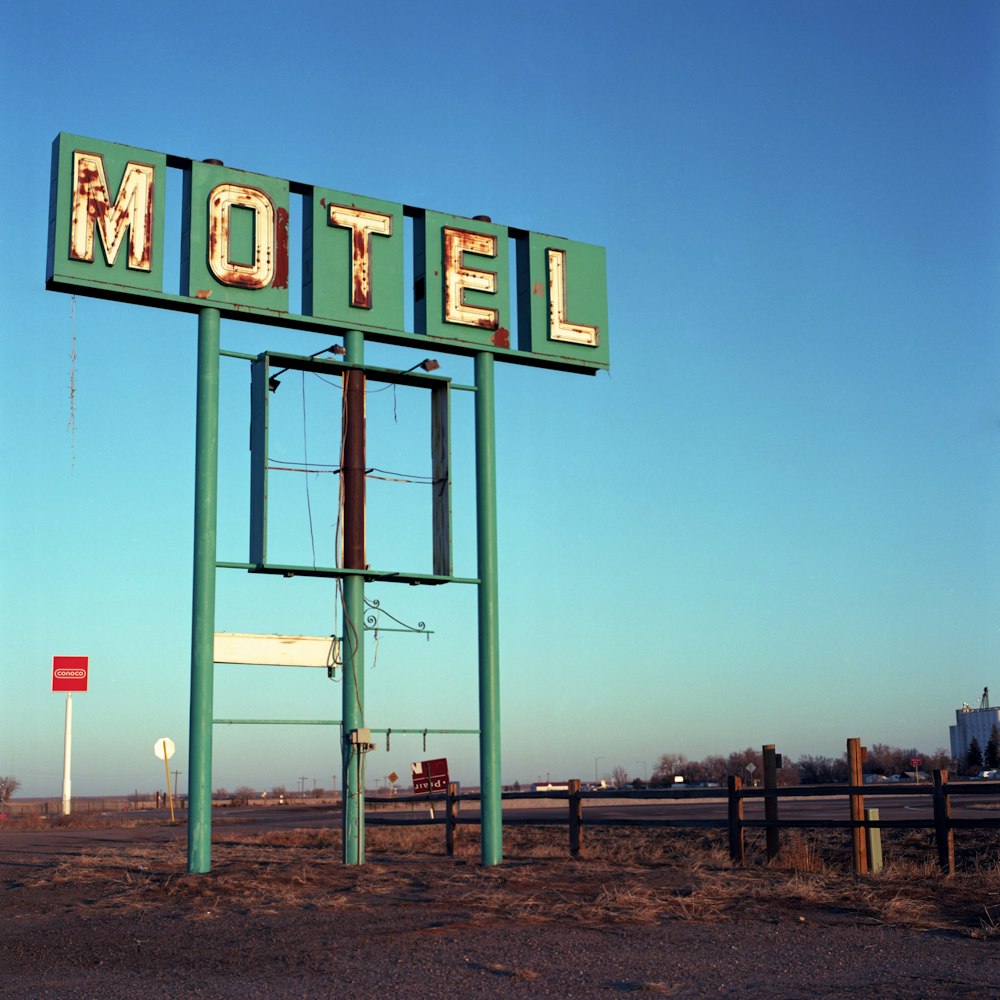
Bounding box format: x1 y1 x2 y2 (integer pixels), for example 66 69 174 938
611 765 628 788
967 738 984 773
796 755 843 784
698 755 728 784
778 761 800 787
925 747 953 773
213 787 229 798
512 780 521 792
631 777 646 789
986 727 1000 770
270 785 288 799
233 786 257 800
652 753 688 785
0 775 20 805
726 748 764 782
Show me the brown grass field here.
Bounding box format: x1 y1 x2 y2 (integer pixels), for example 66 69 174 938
4 815 1000 997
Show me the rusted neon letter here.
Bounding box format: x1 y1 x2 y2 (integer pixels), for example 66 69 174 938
547 248 599 347
443 228 498 329
207 184 276 289
327 204 393 309
69 151 154 271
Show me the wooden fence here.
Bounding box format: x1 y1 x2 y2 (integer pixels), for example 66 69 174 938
375 769 1000 875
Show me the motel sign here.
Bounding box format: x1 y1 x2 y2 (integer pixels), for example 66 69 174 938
46 132 609 871
47 133 608 373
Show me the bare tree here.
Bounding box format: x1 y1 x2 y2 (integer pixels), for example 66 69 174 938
0 776 20 805
652 753 688 785
611 765 628 788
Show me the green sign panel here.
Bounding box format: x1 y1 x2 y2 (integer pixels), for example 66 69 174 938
181 161 290 312
47 134 167 296
47 133 609 373
304 188 405 332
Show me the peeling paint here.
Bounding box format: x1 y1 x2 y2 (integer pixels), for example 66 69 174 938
273 207 289 289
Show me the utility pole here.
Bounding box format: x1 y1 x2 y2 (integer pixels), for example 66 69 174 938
298 775 307 799
172 771 182 796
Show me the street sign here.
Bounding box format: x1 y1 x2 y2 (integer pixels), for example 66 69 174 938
154 737 176 761
52 655 88 692
411 758 449 795
910 757 922 769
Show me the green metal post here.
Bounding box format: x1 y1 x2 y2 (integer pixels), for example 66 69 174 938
475 351 502 865
187 307 220 873
342 329 366 864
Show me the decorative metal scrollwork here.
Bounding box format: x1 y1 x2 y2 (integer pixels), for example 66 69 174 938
363 597 428 634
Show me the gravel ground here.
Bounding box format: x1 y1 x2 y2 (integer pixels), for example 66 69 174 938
3 822 999 998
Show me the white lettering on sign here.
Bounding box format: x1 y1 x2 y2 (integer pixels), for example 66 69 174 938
547 249 599 346
69 152 154 271
327 204 393 309
443 228 498 329
208 184 275 289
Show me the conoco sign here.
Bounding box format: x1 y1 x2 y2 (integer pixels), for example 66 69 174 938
47 133 609 373
52 655 89 693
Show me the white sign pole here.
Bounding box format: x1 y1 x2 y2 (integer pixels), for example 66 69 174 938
61 693 73 815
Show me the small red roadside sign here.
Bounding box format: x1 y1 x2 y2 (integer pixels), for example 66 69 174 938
412 758 449 794
52 655 88 692
910 757 922 769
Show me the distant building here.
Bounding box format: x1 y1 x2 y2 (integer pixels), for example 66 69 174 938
949 687 1000 762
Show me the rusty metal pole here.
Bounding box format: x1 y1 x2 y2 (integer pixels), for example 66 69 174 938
341 330 366 865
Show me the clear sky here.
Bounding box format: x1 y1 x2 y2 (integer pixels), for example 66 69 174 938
2 1 998 798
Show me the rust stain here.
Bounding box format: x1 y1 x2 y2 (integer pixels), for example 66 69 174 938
273 207 289 289
320 197 326 207
532 282 544 297
195 289 213 299
352 226 370 307
491 327 510 348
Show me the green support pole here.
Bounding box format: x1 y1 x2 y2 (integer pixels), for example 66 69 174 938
342 329 366 864
187 307 220 874
475 351 502 866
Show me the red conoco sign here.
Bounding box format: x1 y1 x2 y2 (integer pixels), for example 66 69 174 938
52 655 89 692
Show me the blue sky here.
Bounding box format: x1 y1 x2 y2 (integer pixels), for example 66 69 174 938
2 1 998 798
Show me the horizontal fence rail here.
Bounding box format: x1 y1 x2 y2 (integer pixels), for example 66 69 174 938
366 772 1000 874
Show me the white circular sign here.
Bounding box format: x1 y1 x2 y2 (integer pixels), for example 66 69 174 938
154 737 176 761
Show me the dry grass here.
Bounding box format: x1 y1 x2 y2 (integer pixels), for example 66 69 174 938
7 822 1000 938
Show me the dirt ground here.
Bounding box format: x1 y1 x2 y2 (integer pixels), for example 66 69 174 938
2 819 999 998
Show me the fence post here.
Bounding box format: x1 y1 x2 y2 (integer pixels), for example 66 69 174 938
445 783 458 856
762 744 780 862
847 737 868 875
932 769 954 875
727 775 744 864
865 808 883 874
568 779 582 858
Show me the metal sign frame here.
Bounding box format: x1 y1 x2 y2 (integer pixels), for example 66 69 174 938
46 132 610 873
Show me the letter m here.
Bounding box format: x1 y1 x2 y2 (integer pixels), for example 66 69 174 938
69 151 154 271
